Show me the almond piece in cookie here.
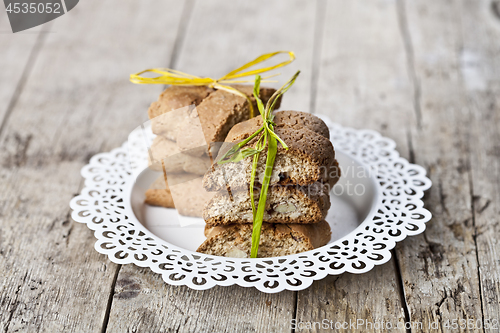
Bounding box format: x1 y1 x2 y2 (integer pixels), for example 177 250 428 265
203 182 330 226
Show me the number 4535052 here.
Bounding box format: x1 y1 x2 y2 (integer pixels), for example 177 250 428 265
6 2 62 14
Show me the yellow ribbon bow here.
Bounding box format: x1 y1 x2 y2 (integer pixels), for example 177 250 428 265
129 51 295 118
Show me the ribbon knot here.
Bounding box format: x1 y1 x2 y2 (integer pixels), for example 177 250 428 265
130 51 295 118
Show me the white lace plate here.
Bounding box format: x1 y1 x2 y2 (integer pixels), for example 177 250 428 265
70 115 432 293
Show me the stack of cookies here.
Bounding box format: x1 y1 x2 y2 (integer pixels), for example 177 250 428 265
197 111 340 258
144 85 280 217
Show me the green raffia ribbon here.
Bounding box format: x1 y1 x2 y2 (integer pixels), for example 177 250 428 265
217 71 300 258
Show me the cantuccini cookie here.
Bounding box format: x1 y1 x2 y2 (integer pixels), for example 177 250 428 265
203 182 330 226
149 86 213 140
197 220 332 258
144 85 284 218
190 85 278 146
148 136 212 175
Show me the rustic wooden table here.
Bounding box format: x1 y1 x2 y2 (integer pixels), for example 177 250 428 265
1 0 499 332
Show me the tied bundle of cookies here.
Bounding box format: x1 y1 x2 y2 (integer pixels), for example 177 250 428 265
132 52 297 218
197 73 340 258
143 80 281 217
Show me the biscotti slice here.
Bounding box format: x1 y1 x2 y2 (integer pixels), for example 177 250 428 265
148 136 212 175
149 86 213 140
169 177 215 217
203 125 339 192
148 86 213 119
197 220 332 258
149 85 279 153
145 174 214 217
203 182 331 226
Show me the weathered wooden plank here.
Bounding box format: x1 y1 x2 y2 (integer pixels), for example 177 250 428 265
295 0 413 331
109 264 295 333
459 0 500 325
105 0 318 332
395 0 484 331
0 1 185 332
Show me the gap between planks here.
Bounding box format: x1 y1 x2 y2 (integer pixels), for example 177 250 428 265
393 250 413 333
308 0 327 115
391 125 417 333
466 103 487 332
393 0 430 330
0 23 50 137
101 265 122 333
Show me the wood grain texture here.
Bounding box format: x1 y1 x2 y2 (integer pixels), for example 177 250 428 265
459 0 500 325
295 0 413 331
394 0 486 331
0 1 184 332
0 13 44 131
